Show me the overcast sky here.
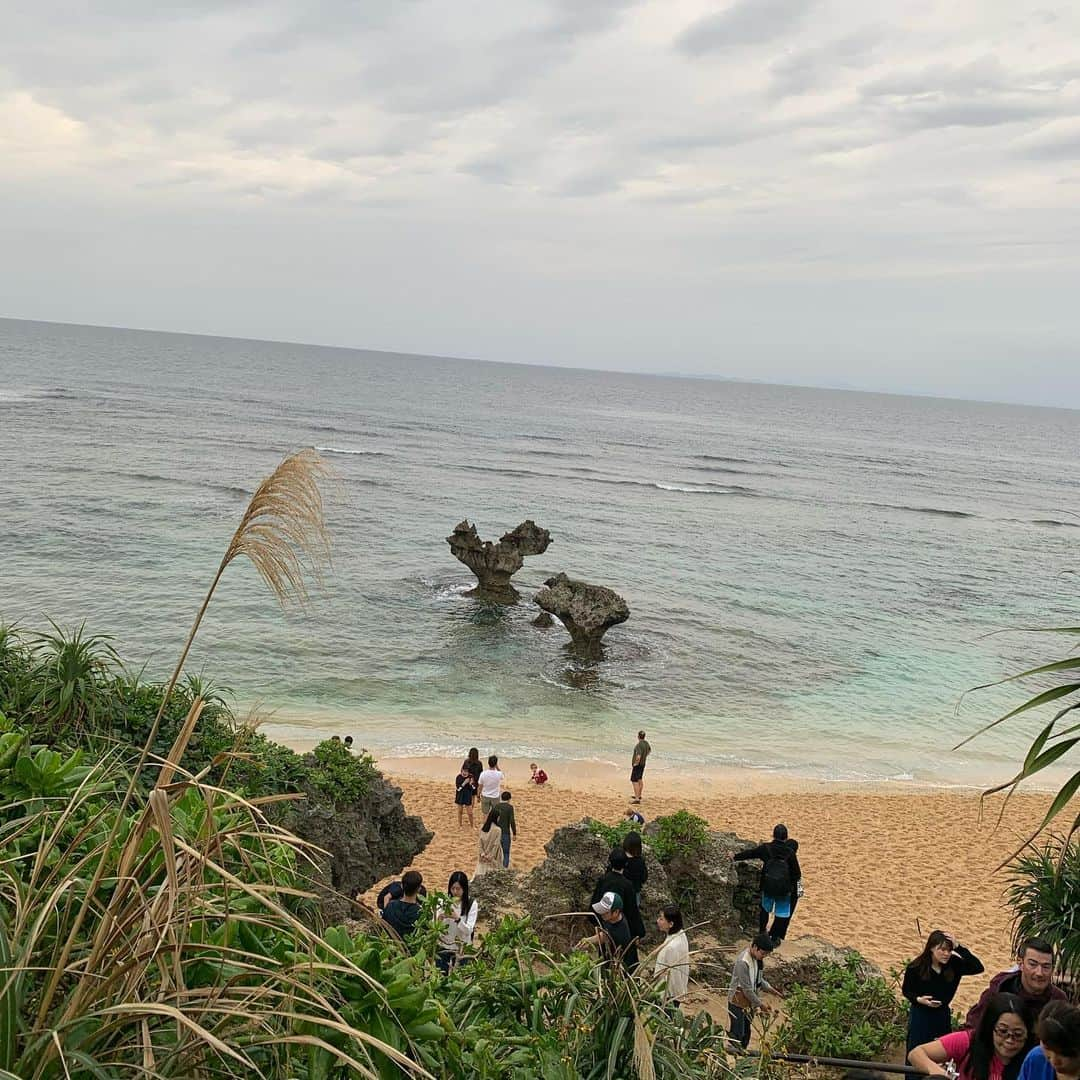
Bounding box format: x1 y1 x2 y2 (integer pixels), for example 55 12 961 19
3 0 1079 406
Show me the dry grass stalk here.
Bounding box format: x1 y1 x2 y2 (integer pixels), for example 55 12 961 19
43 450 334 1035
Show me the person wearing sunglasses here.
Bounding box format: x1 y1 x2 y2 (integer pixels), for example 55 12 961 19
965 938 1067 1032
911 992 1035 1080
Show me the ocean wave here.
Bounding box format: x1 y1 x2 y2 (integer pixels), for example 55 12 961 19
693 454 756 465
654 482 747 494
314 445 388 456
687 464 756 476
1030 518 1079 528
870 503 975 519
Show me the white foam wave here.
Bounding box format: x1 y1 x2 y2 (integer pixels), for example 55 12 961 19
314 445 387 456
654 482 740 494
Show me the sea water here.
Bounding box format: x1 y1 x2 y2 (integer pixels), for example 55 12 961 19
2 317 1079 787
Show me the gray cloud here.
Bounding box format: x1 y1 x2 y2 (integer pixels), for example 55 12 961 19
675 0 817 55
1 0 1079 405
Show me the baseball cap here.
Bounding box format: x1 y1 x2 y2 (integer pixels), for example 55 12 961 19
592 891 623 915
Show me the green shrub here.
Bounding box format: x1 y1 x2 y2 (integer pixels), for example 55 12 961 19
1007 836 1080 994
777 953 906 1059
306 737 379 804
587 816 635 849
652 809 710 862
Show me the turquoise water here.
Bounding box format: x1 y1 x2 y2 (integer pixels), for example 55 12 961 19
2 316 1079 786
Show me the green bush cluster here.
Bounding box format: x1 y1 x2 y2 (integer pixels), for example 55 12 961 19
588 808 710 863
776 954 907 1059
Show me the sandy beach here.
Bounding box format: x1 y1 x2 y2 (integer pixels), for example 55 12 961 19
362 755 1052 1013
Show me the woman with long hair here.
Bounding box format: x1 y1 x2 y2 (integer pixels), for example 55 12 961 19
437 870 478 973
463 747 482 784
654 903 689 1004
909 992 1034 1080
474 809 503 878
902 930 985 1052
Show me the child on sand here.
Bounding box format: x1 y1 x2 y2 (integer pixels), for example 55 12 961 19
625 808 645 825
529 763 548 785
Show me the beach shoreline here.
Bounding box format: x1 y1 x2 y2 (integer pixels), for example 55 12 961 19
348 749 1055 1013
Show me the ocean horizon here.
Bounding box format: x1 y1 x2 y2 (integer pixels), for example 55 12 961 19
3 316 1079 789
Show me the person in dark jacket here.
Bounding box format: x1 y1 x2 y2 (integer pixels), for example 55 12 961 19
731 823 801 943
964 938 1067 1033
591 848 646 942
622 831 647 904
902 930 985 1053
376 875 427 911
380 870 424 938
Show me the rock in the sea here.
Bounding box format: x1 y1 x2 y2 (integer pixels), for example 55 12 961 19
533 573 630 655
532 611 554 629
446 519 551 604
289 769 433 924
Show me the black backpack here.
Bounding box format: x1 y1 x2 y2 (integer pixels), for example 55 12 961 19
762 846 792 898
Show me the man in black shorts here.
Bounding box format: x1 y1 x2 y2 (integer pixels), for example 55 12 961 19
630 729 651 803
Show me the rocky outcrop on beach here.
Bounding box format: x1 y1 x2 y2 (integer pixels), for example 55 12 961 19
290 770 433 924
446 519 551 603
533 573 630 655
471 819 757 956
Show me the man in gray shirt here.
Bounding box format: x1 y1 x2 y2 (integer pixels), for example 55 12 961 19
630 730 651 803
728 933 781 1049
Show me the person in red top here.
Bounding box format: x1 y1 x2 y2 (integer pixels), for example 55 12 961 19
529 763 548 785
910 992 1035 1080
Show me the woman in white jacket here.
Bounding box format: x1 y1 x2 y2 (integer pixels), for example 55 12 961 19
437 871 478 973
655 904 690 1004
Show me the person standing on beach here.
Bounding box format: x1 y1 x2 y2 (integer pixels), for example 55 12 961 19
728 933 780 1049
474 809 503 878
630 730 651 803
493 791 517 867
902 930 984 1053
478 755 504 817
731 824 801 944
454 764 477 828
463 747 483 787
964 938 1066 1033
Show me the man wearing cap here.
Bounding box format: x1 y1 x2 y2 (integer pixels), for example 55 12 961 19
590 848 646 943
580 891 639 972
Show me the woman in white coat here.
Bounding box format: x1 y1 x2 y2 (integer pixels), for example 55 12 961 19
437 870 478 974
655 904 690 1004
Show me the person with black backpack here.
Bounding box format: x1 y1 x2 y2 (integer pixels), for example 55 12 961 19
731 824 801 945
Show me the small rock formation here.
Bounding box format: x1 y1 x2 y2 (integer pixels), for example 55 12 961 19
533 573 630 655
289 768 433 923
471 819 756 956
446 519 551 603
763 935 886 995
532 611 554 629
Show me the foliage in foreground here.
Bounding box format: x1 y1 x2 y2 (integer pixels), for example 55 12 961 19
961 623 1080 849
1007 835 1080 994
775 955 907 1060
